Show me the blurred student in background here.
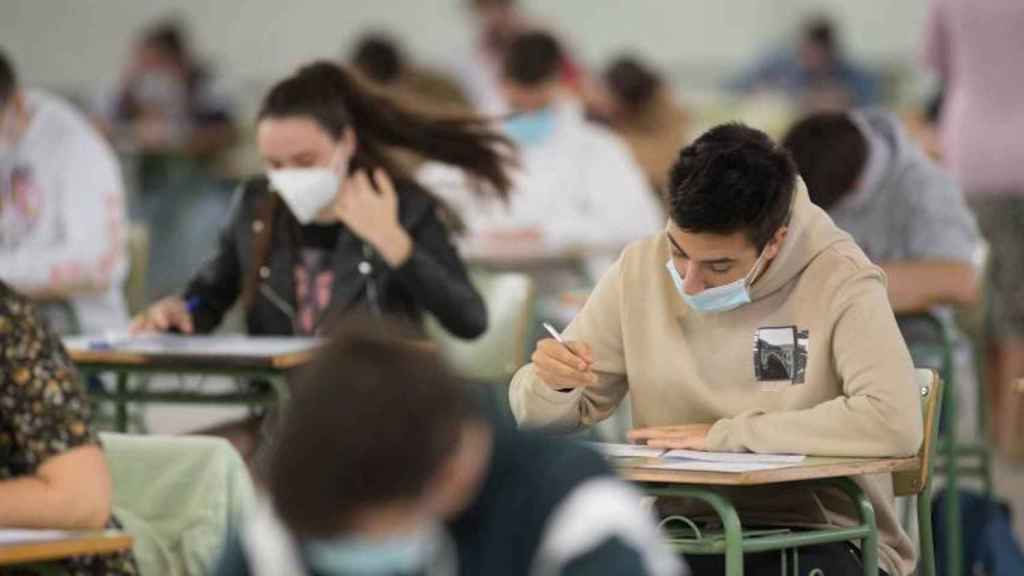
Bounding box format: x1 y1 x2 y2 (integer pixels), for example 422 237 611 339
452 0 529 115
783 110 979 362
0 48 129 334
452 0 583 116
132 61 514 340
731 16 879 111
349 32 472 115
0 281 138 574
216 318 684 576
95 18 235 159
589 55 688 202
924 0 1024 456
422 32 662 277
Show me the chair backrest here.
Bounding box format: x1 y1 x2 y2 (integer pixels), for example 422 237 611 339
894 369 944 497
426 270 535 383
100 433 255 575
123 223 150 316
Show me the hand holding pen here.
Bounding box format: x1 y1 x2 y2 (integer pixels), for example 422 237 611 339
534 322 597 391
129 295 201 335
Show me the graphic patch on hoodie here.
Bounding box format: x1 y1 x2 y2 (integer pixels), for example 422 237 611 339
752 326 809 388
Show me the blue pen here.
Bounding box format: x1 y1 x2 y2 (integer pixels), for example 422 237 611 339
166 296 202 335
87 334 131 350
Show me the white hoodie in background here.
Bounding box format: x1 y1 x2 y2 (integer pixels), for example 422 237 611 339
0 90 128 333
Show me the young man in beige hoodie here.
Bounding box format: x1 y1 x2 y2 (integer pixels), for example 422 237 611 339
510 123 923 576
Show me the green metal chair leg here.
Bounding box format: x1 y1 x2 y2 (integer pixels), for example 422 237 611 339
941 338 963 576
907 313 967 576
918 477 937 576
832 478 879 576
115 372 129 433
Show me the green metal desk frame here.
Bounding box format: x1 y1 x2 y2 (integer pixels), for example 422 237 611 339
638 477 879 576
79 363 290 433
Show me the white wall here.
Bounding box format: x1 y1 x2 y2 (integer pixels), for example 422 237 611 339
1 0 930 102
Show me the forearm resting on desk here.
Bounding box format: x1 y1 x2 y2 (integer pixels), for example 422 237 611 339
882 261 978 313
0 445 112 530
707 393 923 458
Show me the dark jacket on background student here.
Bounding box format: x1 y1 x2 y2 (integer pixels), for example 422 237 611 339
183 176 486 338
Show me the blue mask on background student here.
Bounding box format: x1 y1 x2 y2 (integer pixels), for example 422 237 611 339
304 523 443 575
665 251 765 314
502 107 557 148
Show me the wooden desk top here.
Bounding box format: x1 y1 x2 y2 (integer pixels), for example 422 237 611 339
66 348 314 370
619 455 918 486
0 531 133 566
64 335 319 371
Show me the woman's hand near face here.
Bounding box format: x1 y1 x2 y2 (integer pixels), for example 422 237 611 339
335 168 413 267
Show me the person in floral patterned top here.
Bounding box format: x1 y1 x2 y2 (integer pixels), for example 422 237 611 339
0 280 137 575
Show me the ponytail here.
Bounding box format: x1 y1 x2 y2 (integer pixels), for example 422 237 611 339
258 60 515 198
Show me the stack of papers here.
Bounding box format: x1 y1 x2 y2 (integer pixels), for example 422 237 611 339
589 442 805 473
588 442 667 459
63 334 320 358
0 529 74 545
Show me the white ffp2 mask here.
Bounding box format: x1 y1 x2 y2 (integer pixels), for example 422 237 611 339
267 152 349 224
268 168 340 224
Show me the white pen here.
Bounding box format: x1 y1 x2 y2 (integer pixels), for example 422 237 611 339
542 322 584 361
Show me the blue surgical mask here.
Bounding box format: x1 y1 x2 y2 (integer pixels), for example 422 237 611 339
665 252 766 314
303 523 443 575
502 107 556 147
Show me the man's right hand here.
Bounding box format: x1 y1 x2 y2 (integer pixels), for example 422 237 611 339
532 339 597 391
130 297 194 334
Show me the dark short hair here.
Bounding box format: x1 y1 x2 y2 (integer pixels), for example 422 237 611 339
782 112 867 211
470 0 516 9
502 31 562 86
803 16 836 55
142 19 189 66
268 316 477 538
351 33 404 85
668 123 797 250
0 48 16 105
604 55 662 113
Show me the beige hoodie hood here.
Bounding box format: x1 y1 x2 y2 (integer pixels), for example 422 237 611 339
749 179 852 301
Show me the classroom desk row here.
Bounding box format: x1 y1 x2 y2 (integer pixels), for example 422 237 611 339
62 336 932 576
2 460 913 574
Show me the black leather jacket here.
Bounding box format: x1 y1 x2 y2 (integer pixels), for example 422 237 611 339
183 177 487 339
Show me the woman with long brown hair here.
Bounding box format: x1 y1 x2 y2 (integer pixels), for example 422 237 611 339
133 60 514 338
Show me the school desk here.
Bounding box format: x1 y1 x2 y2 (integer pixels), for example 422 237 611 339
620 456 918 576
0 530 133 567
64 335 319 432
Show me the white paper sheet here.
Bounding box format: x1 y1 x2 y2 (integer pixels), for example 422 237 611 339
0 529 73 545
64 334 321 358
632 460 792 472
662 449 805 464
588 442 667 459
